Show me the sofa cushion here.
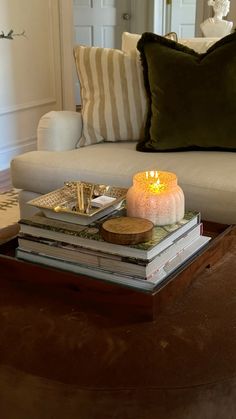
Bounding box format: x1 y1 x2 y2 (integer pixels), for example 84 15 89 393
73 46 148 146
11 142 236 224
136 32 236 152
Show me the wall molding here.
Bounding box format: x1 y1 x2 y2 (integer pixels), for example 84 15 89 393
0 97 57 116
0 0 60 117
1 0 62 170
0 136 36 170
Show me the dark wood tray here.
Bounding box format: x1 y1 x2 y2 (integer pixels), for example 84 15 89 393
0 221 235 322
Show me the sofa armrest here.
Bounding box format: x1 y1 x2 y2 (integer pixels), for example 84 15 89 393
37 111 82 151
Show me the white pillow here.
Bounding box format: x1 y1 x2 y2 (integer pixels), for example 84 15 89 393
179 37 219 53
122 31 218 54
74 45 148 147
122 32 142 52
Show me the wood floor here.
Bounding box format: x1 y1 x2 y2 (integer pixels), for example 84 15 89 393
0 169 12 193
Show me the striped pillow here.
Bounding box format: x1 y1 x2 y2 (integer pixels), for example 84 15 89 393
74 46 148 146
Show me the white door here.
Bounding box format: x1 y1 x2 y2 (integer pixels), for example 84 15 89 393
73 0 131 48
169 0 197 38
73 0 131 105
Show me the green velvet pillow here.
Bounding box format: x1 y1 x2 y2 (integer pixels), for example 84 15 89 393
136 32 236 152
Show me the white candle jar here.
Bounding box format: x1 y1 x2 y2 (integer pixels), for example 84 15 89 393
126 171 185 226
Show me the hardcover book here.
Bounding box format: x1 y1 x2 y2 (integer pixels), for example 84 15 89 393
18 223 203 279
16 234 211 292
18 208 200 261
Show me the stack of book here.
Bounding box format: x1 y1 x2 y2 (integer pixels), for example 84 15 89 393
16 208 211 291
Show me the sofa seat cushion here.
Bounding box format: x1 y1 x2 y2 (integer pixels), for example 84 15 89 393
11 143 236 224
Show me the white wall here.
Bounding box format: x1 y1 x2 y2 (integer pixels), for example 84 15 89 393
131 0 155 33
0 0 62 170
228 2 236 25
195 0 212 36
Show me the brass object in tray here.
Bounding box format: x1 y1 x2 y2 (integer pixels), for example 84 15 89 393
28 181 127 225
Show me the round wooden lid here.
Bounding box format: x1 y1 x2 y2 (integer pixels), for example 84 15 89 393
100 216 154 245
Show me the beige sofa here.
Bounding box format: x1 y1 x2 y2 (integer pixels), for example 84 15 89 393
11 35 236 225
10 108 236 224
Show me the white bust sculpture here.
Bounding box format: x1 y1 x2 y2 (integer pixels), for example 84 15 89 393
200 0 233 38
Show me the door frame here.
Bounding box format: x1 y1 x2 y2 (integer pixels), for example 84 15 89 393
59 0 152 111
153 0 166 34
59 0 75 111
154 0 204 37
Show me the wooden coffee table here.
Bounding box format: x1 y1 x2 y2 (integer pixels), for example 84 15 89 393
1 223 236 418
0 221 235 321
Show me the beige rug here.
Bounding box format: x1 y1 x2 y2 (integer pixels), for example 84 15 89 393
0 189 20 243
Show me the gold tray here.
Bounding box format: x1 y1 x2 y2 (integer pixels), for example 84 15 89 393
28 182 127 225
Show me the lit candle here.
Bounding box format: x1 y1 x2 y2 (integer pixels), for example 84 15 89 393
126 171 185 226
